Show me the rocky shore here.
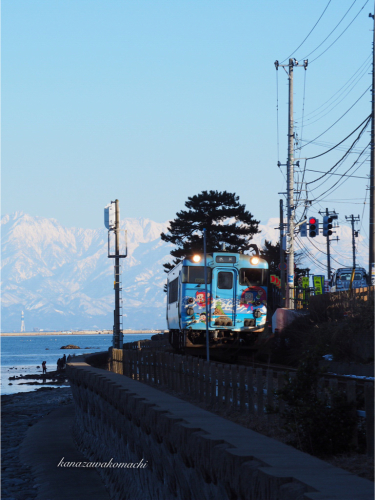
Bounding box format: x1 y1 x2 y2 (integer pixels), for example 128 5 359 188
1 387 73 500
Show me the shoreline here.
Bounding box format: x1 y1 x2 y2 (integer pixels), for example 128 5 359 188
2 386 74 500
1 330 164 337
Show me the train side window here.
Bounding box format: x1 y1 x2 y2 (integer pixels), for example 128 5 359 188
168 278 178 303
239 268 267 286
181 266 212 284
218 272 233 289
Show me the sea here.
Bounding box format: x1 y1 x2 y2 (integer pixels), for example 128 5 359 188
1 333 154 396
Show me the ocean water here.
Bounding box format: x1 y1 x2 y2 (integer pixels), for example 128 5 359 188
1 333 154 395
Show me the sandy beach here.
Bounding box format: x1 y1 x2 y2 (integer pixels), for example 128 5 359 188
1 387 74 500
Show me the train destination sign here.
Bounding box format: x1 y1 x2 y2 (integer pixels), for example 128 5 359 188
215 256 236 263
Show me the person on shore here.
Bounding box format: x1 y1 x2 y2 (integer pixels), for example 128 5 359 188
42 361 47 374
62 354 67 369
57 358 61 372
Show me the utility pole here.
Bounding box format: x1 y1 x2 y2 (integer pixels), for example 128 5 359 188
287 58 295 309
346 214 360 269
279 199 285 306
370 9 375 284
274 58 307 307
326 209 331 280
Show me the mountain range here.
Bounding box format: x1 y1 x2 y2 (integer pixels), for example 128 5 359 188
1 212 368 332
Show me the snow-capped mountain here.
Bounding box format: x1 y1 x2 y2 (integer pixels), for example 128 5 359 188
1 212 368 332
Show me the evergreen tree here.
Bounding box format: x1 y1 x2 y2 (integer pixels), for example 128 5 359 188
161 190 260 273
260 240 280 274
260 239 308 279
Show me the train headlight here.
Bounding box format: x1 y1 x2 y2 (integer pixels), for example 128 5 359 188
250 256 259 265
192 255 201 263
254 309 262 318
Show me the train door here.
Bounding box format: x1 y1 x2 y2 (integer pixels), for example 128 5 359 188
211 268 237 327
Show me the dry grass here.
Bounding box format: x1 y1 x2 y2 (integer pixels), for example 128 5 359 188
159 384 374 482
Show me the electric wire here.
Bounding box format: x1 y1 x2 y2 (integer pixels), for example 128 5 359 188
300 0 358 61
301 115 371 160
298 70 307 157
305 169 367 179
295 236 327 271
295 240 326 272
280 0 332 63
302 66 371 127
296 54 371 121
355 189 368 253
307 235 348 266
314 150 370 202
276 69 280 162
309 0 370 64
306 118 370 185
297 86 371 150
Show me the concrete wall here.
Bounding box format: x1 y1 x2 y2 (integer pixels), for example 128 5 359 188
67 352 374 500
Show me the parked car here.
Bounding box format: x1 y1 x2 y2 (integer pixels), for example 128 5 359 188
330 267 368 292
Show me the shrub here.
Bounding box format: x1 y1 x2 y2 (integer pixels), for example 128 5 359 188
279 352 357 456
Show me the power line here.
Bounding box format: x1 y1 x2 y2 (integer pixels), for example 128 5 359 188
309 0 370 64
295 236 328 271
306 119 370 185
304 115 371 160
315 149 370 201
280 0 332 63
302 67 371 127
307 235 348 266
276 70 280 162
301 0 358 61
298 86 371 150
306 169 367 179
296 54 371 121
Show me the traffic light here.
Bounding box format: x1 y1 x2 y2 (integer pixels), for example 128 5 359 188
300 222 307 237
309 217 319 237
323 216 333 236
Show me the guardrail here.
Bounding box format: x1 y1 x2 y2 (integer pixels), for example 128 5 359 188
111 348 374 457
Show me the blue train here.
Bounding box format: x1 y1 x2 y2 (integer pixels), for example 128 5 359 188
166 252 268 355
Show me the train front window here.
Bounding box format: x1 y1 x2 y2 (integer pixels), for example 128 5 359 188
181 266 212 284
218 272 233 289
239 269 267 286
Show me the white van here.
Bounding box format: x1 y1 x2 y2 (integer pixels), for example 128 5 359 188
330 267 368 292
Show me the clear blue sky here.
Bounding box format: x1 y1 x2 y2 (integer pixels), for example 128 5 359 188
2 0 372 261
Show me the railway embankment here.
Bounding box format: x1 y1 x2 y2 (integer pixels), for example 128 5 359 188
67 350 374 500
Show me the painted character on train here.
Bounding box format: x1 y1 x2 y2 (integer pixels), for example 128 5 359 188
195 291 211 308
240 286 267 312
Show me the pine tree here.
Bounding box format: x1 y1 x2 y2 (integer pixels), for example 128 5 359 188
161 190 260 273
260 239 307 278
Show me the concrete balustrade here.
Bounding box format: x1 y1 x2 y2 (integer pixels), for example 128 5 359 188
67 351 374 500
115 348 374 457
